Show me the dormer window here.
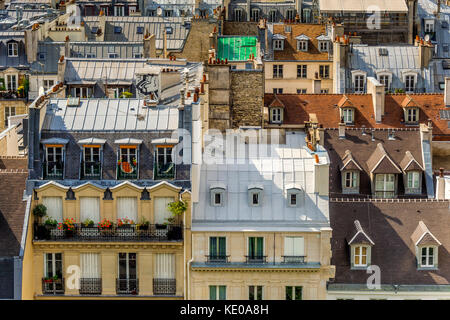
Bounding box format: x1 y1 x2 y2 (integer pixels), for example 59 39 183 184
376 72 392 92
210 185 226 207
424 19 435 33
41 138 69 180
248 186 263 207
406 171 421 194
250 8 259 22
270 107 283 124
342 170 359 193
286 9 295 21
352 72 366 93
118 146 138 179
412 221 441 270
341 108 354 125
268 10 277 23
403 73 417 93
297 40 308 51
286 187 302 207
404 107 419 124
8 42 18 57
348 220 374 269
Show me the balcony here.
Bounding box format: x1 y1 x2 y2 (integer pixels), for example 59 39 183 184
117 162 138 180
282 256 306 264
116 278 139 295
79 278 102 295
0 90 26 100
153 278 176 295
245 255 267 263
33 223 183 242
154 162 175 180
42 278 64 295
43 161 64 179
205 255 230 263
81 161 101 179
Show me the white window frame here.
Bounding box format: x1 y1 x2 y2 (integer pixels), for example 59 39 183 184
318 41 329 52
8 42 18 57
405 108 419 124
250 8 259 22
6 74 18 91
341 108 354 124
273 39 284 51
424 20 435 33
403 74 417 93
273 64 283 78
377 73 392 92
297 40 308 52
342 170 359 193
353 245 369 267
71 87 92 98
268 10 277 22
419 246 437 268
249 285 263 300
248 188 263 207
297 64 307 78
352 73 366 93
270 107 283 124
319 65 329 79
210 188 225 207
286 188 302 207
4 106 15 127
406 171 421 194
234 8 243 22
44 253 63 277
209 285 226 300
114 5 125 16
375 174 395 198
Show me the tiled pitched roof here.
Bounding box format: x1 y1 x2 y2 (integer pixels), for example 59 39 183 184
330 200 450 285
411 221 442 246
400 151 424 172
272 24 330 61
347 220 375 245
340 150 363 171
264 93 449 137
366 143 402 174
0 157 28 257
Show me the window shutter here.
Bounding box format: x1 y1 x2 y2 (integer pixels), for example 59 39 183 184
209 286 216 300
209 237 217 256
154 253 175 279
284 237 293 256
42 197 63 222
80 197 100 223
117 197 137 222
219 286 226 300
293 237 304 256
257 237 264 256
81 253 100 278
219 237 226 256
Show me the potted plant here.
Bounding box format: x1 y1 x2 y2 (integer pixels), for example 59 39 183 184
132 157 137 166
137 217 149 230
43 276 53 283
33 204 47 221
166 200 187 240
117 217 134 228
33 204 48 239
98 218 113 236
57 218 76 237
44 216 58 229
82 218 95 227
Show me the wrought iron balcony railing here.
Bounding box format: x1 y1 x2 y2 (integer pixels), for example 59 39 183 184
245 255 268 263
282 256 306 264
154 162 175 180
81 161 101 179
79 278 102 295
43 161 64 179
116 278 139 295
42 278 64 295
205 255 230 263
153 278 176 295
33 223 183 242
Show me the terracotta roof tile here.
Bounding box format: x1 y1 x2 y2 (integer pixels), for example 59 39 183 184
272 24 330 61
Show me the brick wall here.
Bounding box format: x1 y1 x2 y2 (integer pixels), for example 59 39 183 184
0 156 28 170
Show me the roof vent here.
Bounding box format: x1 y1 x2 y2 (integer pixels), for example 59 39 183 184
67 97 80 107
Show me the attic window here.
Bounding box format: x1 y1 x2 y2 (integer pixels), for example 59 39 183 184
248 186 263 207
38 52 46 61
114 26 122 34
165 26 173 35
67 97 80 107
286 188 302 207
8 42 18 57
137 26 144 34
442 60 450 69
404 107 419 124
284 25 292 33
378 48 388 56
210 186 226 207
91 26 98 34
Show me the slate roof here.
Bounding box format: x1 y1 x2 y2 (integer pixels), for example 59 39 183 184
83 16 190 50
0 157 28 257
330 200 450 286
324 129 427 197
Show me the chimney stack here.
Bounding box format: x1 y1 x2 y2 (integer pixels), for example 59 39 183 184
338 121 345 139
143 33 156 58
367 77 385 123
436 168 446 200
64 35 70 58
445 77 450 107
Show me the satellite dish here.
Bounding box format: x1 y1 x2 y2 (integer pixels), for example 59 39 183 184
425 34 430 42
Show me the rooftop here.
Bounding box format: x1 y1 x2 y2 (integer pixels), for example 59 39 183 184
319 0 408 12
217 36 258 62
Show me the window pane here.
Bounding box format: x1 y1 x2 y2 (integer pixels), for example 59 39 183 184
294 286 302 300
285 286 292 300
210 237 217 256
209 286 216 300
219 286 226 300
249 286 254 300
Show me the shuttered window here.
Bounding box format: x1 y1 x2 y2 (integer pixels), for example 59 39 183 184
284 237 305 256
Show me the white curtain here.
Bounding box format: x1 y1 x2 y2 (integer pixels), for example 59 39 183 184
117 197 137 222
80 197 100 223
80 253 100 278
284 237 305 256
154 253 175 279
42 197 63 222
154 197 173 224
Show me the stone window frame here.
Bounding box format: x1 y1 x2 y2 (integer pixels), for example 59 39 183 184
273 39 284 51
403 107 419 125
286 188 303 207
376 71 392 92
319 65 330 79
402 72 418 93
234 8 244 22
351 70 367 93
248 187 263 207
340 107 355 125
250 8 260 22
210 187 226 207
269 107 283 124
318 40 329 52
7 41 18 57
273 64 283 79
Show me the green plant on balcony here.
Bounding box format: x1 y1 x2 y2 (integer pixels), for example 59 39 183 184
136 217 149 230
98 218 113 235
58 218 76 237
44 216 58 228
82 218 95 227
33 204 47 223
119 91 133 98
165 200 186 240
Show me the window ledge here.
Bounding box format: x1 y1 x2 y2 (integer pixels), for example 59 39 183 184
351 266 369 271
417 267 438 271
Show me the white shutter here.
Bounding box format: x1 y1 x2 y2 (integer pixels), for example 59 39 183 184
154 253 175 279
80 197 100 223
42 197 63 222
80 253 100 278
154 197 173 224
117 197 138 222
285 237 304 256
